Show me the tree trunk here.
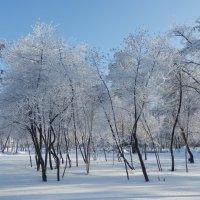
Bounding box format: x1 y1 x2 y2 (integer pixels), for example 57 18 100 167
27 141 33 167
29 125 47 181
179 124 194 163
144 143 147 160
2 135 10 153
50 125 60 181
133 134 149 182
170 71 182 172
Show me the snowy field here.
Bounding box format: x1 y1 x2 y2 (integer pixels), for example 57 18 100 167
1 151 200 200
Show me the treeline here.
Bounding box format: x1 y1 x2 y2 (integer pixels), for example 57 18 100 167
0 20 200 182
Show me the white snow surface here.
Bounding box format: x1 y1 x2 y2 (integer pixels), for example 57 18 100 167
0 151 200 200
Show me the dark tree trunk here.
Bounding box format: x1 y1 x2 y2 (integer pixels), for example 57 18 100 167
50 126 60 181
170 71 182 172
179 124 194 163
133 134 149 182
29 125 47 181
144 143 147 160
2 135 10 153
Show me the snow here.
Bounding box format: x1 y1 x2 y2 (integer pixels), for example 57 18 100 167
1 151 200 199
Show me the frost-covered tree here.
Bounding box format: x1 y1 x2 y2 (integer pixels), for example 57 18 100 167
107 29 170 181
1 22 99 181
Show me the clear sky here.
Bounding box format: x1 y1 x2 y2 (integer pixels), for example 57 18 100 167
1 0 200 53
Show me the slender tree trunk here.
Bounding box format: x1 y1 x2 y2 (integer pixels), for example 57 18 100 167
73 111 78 167
178 124 194 163
50 126 60 181
113 149 115 165
40 156 47 182
132 74 149 182
51 146 60 181
130 146 134 169
141 117 162 171
32 137 47 182
32 135 47 181
48 132 53 170
185 148 188 172
86 136 92 174
2 135 10 153
97 66 134 180
144 143 147 160
27 141 33 167
133 133 149 182
64 130 72 167
170 71 182 172
103 148 107 162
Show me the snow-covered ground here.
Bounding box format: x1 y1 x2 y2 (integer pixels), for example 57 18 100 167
0 150 200 200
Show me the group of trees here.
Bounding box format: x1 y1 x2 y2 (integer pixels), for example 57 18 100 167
1 20 200 182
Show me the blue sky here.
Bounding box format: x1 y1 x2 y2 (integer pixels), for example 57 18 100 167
1 0 200 53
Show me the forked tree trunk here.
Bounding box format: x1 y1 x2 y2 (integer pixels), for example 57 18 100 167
50 126 60 181
29 124 47 181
